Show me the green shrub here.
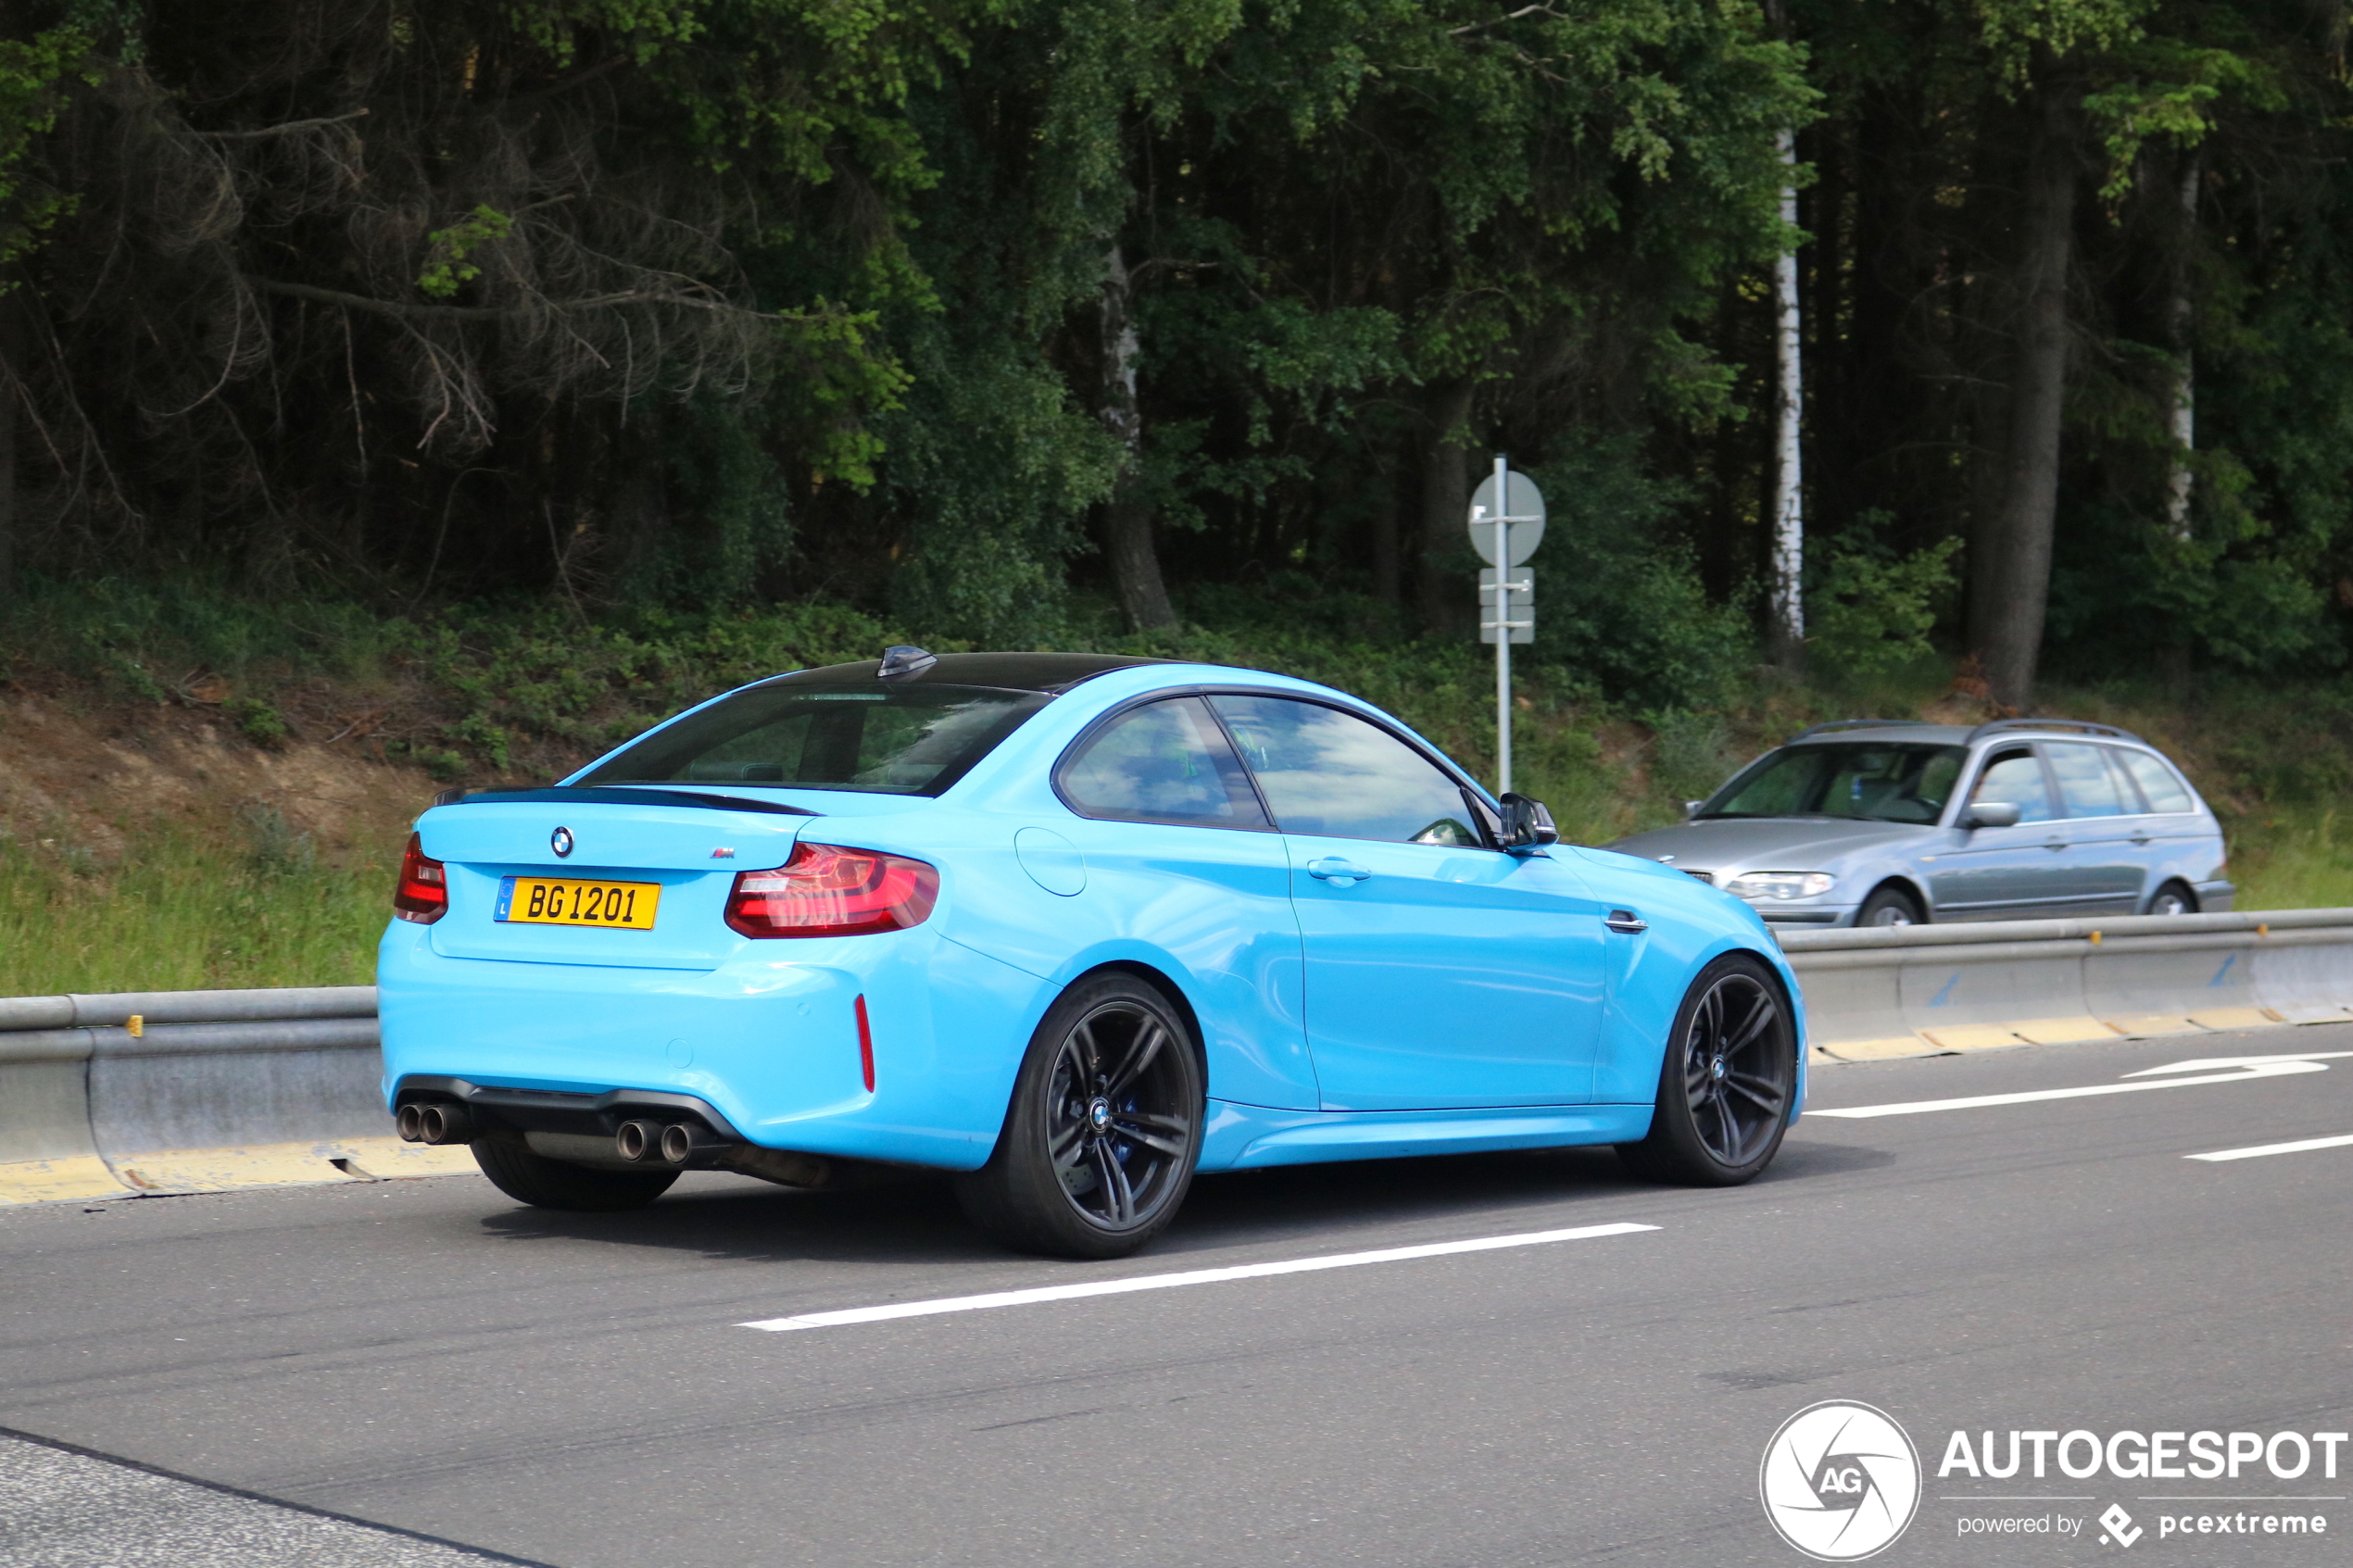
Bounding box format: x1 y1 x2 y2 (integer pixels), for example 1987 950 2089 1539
1808 533 1961 677
228 696 286 746
1525 443 1754 711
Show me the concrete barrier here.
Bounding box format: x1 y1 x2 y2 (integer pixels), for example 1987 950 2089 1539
0 1029 116 1203
5 911 2351 1200
1785 909 2353 1061
2250 936 2353 1025
0 988 472 1203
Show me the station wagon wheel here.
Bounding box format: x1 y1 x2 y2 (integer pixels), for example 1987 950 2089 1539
954 973 1203 1259
1856 885 1923 927
2146 881 2197 917
1617 954 1795 1186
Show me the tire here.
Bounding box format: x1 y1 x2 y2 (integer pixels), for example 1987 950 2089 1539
1616 954 1798 1186
1855 884 1924 928
472 1133 679 1211
953 972 1204 1260
2146 881 2198 917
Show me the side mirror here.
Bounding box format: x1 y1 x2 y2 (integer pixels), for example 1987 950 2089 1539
1499 793 1559 853
1683 799 1705 819
1964 801 2021 830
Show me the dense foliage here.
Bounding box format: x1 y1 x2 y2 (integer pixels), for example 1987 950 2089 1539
2 0 2351 708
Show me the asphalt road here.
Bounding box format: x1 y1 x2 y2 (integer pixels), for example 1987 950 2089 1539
3 1024 2349 1568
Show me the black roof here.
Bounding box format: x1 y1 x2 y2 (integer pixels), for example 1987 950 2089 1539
765 651 1175 694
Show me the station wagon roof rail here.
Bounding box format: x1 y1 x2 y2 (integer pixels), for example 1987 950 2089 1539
1786 719 1934 743
1962 717 2145 746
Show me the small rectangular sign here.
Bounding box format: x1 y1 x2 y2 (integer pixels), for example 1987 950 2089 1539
1478 566 1534 644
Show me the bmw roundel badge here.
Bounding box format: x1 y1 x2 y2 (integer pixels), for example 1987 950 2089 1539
550 826 574 859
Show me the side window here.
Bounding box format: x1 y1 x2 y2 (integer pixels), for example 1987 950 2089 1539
2045 742 2129 819
1969 747 2057 824
1056 697 1272 829
1210 694 1483 847
2113 748 2196 814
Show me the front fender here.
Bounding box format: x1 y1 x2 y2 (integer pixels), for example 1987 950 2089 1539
1570 849 1806 1115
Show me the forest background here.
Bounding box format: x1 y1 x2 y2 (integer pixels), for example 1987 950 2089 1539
5 0 2353 988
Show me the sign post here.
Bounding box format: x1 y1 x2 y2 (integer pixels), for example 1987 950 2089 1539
1466 456 1544 795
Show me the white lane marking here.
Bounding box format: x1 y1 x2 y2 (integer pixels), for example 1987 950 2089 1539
1809 1059 2329 1120
2124 1049 2353 1076
2186 1132 2353 1162
739 1220 1660 1333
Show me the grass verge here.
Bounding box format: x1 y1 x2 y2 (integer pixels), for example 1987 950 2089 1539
3 578 2350 994
0 814 385 995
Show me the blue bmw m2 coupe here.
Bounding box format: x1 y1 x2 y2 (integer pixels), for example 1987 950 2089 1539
383 649 1806 1257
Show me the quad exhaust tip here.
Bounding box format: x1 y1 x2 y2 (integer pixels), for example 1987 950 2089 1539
613 1119 723 1166
396 1101 475 1146
660 1121 722 1165
614 1119 664 1162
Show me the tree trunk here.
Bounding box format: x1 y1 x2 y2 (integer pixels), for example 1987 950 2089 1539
1099 244 1177 633
1415 379 1476 631
1370 454 1402 608
1960 94 2024 646
2165 150 2199 541
1768 127 1806 673
0 285 19 606
1970 69 2078 710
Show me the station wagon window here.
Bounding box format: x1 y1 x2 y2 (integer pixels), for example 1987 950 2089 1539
1057 697 1272 829
2110 747 2196 814
1969 747 2057 823
578 683 1048 797
1208 695 1483 847
2045 742 2130 819
1700 743 1964 825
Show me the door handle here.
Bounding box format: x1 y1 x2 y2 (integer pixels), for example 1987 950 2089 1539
2043 838 2069 851
1604 909 1647 934
1306 857 1373 884
2130 834 2151 846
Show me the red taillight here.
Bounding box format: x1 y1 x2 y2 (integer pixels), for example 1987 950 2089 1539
724 842 939 938
394 833 448 924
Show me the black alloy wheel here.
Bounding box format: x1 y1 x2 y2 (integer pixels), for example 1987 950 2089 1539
954 973 1203 1259
1617 954 1796 1186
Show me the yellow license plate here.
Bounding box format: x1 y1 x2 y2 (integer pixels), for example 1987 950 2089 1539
497 876 661 930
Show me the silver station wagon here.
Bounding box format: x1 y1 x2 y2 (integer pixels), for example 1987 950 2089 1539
1607 719 2233 928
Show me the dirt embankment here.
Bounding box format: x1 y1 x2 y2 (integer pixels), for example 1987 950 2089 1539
0 689 443 867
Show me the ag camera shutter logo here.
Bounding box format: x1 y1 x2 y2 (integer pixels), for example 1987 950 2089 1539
1760 1400 1922 1561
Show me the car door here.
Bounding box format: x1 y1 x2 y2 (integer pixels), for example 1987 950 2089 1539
1051 696 1320 1110
2107 745 2206 902
1208 693 1607 1110
2041 742 2143 913
1929 746 2074 919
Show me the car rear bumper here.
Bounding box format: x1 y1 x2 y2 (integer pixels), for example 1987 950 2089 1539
377 921 1049 1171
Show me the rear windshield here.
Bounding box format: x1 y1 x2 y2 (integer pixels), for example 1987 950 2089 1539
576 684 1050 797
1699 742 1966 825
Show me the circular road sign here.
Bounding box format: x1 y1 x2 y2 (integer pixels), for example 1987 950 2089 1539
1466 470 1546 565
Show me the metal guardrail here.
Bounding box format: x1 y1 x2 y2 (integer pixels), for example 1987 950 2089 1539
1780 908 2353 1060
0 986 471 1204
5 909 2350 1202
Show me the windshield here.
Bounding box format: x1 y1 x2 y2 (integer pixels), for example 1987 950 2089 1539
1700 742 1966 825
577 683 1050 797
